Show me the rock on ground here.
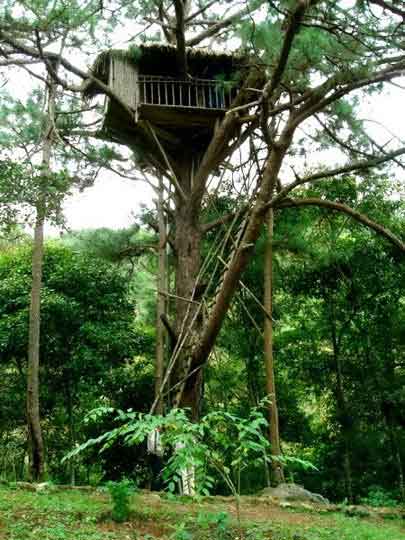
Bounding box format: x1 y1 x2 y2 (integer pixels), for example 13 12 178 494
261 483 329 505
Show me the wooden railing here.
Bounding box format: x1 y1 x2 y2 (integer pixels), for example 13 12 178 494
138 75 239 110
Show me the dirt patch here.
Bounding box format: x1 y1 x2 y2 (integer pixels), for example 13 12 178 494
138 492 336 529
139 491 405 530
98 518 169 537
238 505 332 526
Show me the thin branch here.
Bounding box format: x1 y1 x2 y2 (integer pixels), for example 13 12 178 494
190 111 239 210
119 243 158 256
160 313 177 351
236 292 262 335
159 290 201 305
201 211 237 233
368 0 405 18
292 62 405 128
19 63 49 85
277 197 405 252
314 114 373 159
145 121 187 202
262 0 317 106
0 57 42 66
0 30 137 122
217 255 274 322
185 0 217 22
186 1 264 46
191 67 265 211
270 146 405 206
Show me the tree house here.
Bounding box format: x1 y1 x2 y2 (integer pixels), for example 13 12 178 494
84 44 263 420
85 44 250 178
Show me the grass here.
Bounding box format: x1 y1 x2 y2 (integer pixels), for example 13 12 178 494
0 485 403 540
248 515 405 540
0 488 110 540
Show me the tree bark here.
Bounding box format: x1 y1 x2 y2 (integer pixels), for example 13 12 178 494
185 129 294 391
388 422 405 503
381 360 405 503
27 211 45 482
155 175 167 415
66 374 76 485
330 311 354 503
263 208 284 485
26 75 56 482
172 201 203 420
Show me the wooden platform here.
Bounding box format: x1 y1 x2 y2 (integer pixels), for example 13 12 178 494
139 103 224 128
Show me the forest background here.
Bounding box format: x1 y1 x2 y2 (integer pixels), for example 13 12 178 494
0 0 404 507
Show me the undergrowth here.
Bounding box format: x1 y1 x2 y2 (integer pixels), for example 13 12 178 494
0 486 403 540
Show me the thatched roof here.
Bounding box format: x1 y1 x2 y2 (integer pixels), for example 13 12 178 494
84 43 248 99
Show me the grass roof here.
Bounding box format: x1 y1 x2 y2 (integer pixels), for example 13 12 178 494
84 43 248 99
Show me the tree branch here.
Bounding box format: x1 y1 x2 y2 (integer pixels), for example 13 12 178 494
0 30 137 122
185 0 217 22
292 61 405 128
177 122 297 404
277 197 405 252
190 67 265 211
174 0 188 77
368 0 405 18
0 56 42 66
145 121 187 203
262 0 317 106
186 1 264 46
270 146 405 206
260 0 314 144
201 211 238 233
160 313 178 352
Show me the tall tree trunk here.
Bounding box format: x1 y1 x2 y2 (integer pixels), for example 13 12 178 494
388 423 405 503
174 128 294 411
165 157 202 419
263 208 284 485
342 446 353 503
27 211 45 481
65 372 76 485
26 76 55 482
369 341 405 503
155 175 167 415
243 350 261 409
173 202 202 420
330 316 353 503
162 100 298 416
381 362 405 503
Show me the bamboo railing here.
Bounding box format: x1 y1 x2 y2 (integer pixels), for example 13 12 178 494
138 75 238 110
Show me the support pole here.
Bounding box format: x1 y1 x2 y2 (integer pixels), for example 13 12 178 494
154 174 167 414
